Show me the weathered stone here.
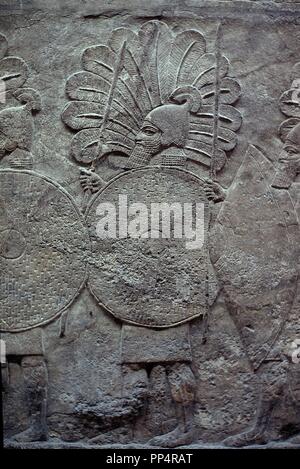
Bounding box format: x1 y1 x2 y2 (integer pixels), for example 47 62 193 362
4 328 43 355
121 324 192 363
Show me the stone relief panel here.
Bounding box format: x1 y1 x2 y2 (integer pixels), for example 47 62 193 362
1 0 300 449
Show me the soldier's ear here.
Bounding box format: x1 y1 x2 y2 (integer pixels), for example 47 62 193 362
279 118 300 142
5 138 17 152
169 86 202 113
13 88 41 113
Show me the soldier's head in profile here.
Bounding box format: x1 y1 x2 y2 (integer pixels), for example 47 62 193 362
274 64 300 189
126 86 201 168
272 121 300 189
0 88 41 163
0 105 32 159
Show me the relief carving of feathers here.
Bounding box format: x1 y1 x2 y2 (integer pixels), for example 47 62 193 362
0 33 41 109
0 34 29 96
62 21 241 173
279 62 300 140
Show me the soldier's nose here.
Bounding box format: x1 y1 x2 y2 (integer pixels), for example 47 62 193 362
278 151 289 163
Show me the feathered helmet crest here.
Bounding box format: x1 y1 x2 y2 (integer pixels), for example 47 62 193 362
62 21 241 174
279 62 300 143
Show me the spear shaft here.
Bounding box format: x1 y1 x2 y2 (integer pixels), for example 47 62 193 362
82 41 127 211
210 23 222 180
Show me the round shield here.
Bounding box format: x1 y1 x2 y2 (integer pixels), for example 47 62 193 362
0 170 89 332
86 167 210 328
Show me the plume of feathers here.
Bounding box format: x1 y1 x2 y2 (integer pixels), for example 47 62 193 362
279 62 300 141
62 21 241 172
0 33 41 112
0 33 29 98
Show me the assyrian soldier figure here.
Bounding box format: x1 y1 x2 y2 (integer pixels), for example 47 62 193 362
95 88 208 447
208 65 300 447
62 21 241 446
0 40 47 442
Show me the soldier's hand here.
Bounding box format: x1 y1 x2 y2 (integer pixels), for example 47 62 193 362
204 179 226 203
80 168 104 194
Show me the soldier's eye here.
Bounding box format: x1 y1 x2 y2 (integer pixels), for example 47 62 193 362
287 148 298 154
142 127 157 135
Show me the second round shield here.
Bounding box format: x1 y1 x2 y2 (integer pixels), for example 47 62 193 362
86 167 210 328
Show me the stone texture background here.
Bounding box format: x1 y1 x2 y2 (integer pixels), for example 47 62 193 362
1 0 300 447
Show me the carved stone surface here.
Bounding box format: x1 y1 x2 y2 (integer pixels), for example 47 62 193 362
2 0 300 450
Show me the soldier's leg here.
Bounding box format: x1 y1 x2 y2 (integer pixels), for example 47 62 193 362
13 355 48 442
1 361 9 392
285 354 300 445
287 435 300 445
122 363 149 399
149 362 196 447
224 358 288 447
78 363 149 441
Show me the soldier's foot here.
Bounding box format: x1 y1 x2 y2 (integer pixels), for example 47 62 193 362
287 434 300 445
224 428 267 448
11 426 47 443
149 426 195 448
76 390 148 427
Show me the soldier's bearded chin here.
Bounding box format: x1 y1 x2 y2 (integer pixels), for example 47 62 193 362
0 139 6 158
271 163 296 189
126 143 156 168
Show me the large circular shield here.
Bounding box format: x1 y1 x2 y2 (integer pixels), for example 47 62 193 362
0 170 89 332
86 167 210 328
